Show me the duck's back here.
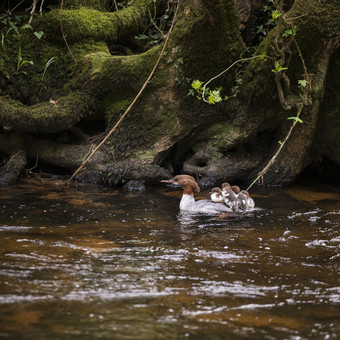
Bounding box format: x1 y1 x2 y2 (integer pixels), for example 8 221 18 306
191 199 233 214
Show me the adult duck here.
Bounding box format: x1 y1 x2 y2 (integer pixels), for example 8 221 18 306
162 175 232 214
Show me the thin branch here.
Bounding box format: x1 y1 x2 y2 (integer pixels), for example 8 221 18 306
28 0 36 25
60 0 76 62
68 0 181 183
201 54 268 103
246 106 303 191
0 0 26 21
40 0 45 15
113 0 119 12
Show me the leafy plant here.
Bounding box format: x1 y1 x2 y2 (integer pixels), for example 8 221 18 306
207 89 222 104
190 53 268 104
191 80 203 90
282 26 297 38
271 9 281 22
287 116 303 124
272 60 288 73
41 57 57 80
256 24 267 37
135 34 148 41
298 79 307 88
16 45 34 74
34 31 44 40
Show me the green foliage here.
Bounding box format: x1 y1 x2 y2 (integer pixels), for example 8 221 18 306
34 31 44 40
135 34 148 41
16 45 34 74
134 0 176 48
42 57 57 80
190 80 223 104
207 89 222 104
271 10 281 22
287 116 303 124
256 24 267 37
191 79 203 92
168 47 184 85
117 0 135 10
272 60 288 73
282 26 297 38
189 53 268 104
298 79 307 88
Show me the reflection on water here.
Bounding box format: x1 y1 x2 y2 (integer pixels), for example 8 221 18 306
0 179 339 339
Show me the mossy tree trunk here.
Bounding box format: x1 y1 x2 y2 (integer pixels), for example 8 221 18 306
0 0 339 186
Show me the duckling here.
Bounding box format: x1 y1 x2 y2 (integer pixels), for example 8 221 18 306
238 190 249 211
221 182 239 212
241 190 255 209
210 187 225 203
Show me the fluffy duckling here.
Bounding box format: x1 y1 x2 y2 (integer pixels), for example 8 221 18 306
238 190 249 211
210 187 225 203
221 182 239 212
241 190 255 209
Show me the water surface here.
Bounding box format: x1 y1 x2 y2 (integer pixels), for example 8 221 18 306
0 179 339 339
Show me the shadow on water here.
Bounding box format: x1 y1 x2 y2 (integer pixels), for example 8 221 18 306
0 179 339 339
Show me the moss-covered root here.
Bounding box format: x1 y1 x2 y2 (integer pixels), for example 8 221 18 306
81 161 171 186
0 132 108 172
0 91 95 133
40 0 168 43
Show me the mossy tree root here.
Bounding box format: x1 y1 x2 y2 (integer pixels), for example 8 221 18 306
41 0 168 44
0 91 95 133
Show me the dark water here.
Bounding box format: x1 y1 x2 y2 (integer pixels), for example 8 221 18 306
0 179 339 340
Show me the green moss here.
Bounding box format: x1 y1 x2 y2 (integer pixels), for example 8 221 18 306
170 0 244 81
0 90 95 133
38 0 167 43
63 0 112 11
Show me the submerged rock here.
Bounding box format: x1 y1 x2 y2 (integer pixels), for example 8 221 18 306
123 180 145 193
198 177 218 189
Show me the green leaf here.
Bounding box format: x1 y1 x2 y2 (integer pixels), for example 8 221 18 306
187 89 195 96
256 25 266 36
282 29 292 37
20 24 33 30
298 79 307 88
21 60 34 66
287 116 303 124
1 33 5 51
272 60 288 73
135 34 148 40
272 10 281 21
42 57 57 80
207 89 222 104
34 31 44 40
192 80 204 92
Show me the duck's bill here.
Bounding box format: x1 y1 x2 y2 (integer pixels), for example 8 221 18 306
161 179 175 184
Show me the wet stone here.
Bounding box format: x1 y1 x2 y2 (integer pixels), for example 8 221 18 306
123 180 146 192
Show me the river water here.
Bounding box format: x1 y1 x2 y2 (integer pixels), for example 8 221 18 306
0 178 339 339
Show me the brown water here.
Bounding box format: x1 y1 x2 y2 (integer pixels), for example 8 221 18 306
0 179 339 340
